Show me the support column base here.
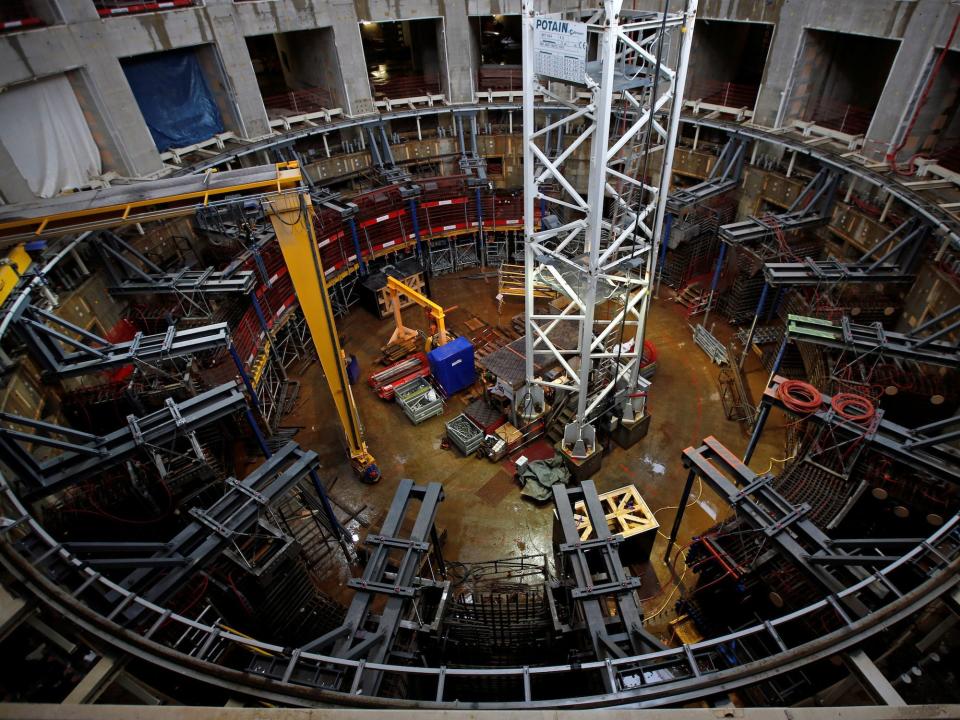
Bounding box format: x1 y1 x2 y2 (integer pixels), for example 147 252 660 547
613 413 651 450
561 445 603 482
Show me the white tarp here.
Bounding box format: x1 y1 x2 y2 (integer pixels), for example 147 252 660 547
0 75 102 198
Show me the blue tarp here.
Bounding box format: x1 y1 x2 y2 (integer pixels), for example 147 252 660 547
123 49 224 152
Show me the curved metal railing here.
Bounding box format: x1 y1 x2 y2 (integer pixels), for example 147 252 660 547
1 474 957 708
1 103 960 708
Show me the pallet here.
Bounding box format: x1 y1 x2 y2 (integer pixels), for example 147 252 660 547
380 334 422 364
573 484 658 541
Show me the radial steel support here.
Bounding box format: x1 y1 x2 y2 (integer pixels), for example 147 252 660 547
520 0 698 465
763 375 960 483
347 218 366 276
12 304 229 379
0 382 246 500
408 199 423 261
554 480 664 686
787 313 960 368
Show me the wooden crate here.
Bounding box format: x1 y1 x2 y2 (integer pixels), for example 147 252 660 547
359 258 426 320
573 484 658 561
495 422 522 448
373 271 425 319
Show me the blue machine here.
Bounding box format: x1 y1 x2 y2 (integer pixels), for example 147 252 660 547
428 336 475 396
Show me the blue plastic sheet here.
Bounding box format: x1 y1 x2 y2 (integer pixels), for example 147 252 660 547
123 49 224 152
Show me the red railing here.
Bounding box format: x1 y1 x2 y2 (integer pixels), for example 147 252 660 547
371 74 440 99
477 65 522 92
686 80 759 110
263 87 335 116
93 0 195 17
808 98 873 136
0 1 44 31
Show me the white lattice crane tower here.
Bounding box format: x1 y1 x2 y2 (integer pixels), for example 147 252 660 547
520 0 697 471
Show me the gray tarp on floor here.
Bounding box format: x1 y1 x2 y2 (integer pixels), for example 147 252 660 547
518 454 571 502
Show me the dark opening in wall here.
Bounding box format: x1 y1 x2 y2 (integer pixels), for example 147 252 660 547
471 15 523 91
120 47 229 152
786 29 900 136
895 49 960 172
252 28 345 116
686 19 772 110
246 35 288 98
360 19 441 99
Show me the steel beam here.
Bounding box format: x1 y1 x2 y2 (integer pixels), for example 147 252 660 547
554 479 665 690
0 382 246 499
667 135 747 212
719 168 840 246
842 649 905 706
764 261 912 286
682 436 883 617
300 479 444 696
94 232 255 296
12 304 229 378
787 314 960 368
763 376 960 483
119 441 320 605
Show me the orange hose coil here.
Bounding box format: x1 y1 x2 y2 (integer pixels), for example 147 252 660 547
776 380 822 414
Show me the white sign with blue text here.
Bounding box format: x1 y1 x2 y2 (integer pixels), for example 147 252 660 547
532 15 588 84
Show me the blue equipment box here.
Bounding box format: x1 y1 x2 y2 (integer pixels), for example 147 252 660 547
428 336 475 396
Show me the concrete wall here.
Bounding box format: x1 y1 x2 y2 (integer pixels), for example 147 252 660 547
1 0 960 202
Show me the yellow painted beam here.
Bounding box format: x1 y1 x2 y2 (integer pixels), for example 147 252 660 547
0 244 32 306
0 165 303 244
266 192 377 479
386 275 447 345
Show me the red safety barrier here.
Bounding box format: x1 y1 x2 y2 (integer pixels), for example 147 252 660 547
95 0 194 16
263 86 335 116
0 1 44 31
686 81 759 110
808 98 873 137
371 74 440 99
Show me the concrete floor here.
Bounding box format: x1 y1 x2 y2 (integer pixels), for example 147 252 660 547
285 268 786 634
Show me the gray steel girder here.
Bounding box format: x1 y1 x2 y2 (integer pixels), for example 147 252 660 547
119 441 320 605
12 303 229 378
300 479 444 697
763 375 960 483
786 314 960 368
0 381 246 500
667 135 748 213
719 168 840 246
553 480 665 691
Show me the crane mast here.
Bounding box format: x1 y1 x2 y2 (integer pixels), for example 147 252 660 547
520 0 697 474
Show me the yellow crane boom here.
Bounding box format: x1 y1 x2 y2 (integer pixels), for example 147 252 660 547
0 162 379 482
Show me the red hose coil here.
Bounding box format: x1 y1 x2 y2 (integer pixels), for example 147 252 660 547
776 380 822 414
831 393 875 423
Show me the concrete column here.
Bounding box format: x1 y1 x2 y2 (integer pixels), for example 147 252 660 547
66 22 165 176
865 0 959 159
44 0 98 23
438 0 476 104
752 1 808 128
0 139 34 204
331 18 375 115
201 3 271 139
